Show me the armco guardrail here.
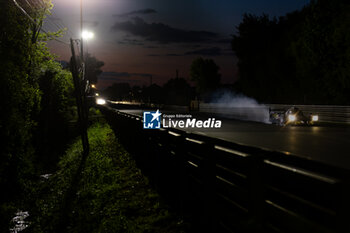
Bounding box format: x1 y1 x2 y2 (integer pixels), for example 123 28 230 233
101 106 350 233
268 104 350 124
199 103 350 124
196 103 350 124
106 101 350 124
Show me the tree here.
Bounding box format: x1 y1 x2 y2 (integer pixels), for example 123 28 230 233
0 1 75 230
190 57 221 97
33 61 75 170
163 77 192 105
231 0 350 104
84 53 104 84
104 83 131 100
0 0 41 229
231 13 286 102
142 84 164 104
291 0 350 104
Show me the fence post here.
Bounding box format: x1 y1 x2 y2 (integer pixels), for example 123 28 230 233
247 151 265 231
337 180 350 232
201 141 217 232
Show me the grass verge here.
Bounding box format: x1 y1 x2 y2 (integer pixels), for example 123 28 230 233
28 122 187 233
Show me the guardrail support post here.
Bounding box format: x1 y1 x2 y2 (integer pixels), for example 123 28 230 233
247 153 265 231
201 142 217 232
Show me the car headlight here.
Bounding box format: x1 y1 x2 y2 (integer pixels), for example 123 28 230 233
288 114 296 122
96 98 106 105
312 115 319 121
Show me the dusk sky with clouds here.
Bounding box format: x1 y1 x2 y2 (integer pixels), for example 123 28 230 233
45 0 310 89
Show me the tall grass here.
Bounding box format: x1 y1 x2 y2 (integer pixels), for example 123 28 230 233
28 122 186 233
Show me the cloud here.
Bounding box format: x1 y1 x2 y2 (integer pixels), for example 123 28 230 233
185 47 222 56
147 47 226 57
147 54 180 57
99 72 131 79
147 53 183 57
111 17 218 44
118 38 144 46
99 72 152 80
133 73 153 78
98 71 153 88
216 38 232 44
83 20 99 27
166 53 182 57
144 45 159 49
114 9 157 17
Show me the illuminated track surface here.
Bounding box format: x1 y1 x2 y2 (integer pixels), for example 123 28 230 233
114 108 350 169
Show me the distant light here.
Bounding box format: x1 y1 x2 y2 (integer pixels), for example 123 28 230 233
95 93 99 96
91 84 96 88
96 98 106 105
288 114 296 122
82 30 94 40
312 115 319 121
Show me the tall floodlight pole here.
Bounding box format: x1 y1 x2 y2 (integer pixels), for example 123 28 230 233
79 0 89 159
80 0 83 60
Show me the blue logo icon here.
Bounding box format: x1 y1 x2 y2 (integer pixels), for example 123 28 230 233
143 110 162 129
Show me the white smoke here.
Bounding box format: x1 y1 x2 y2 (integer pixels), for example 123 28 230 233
201 91 270 123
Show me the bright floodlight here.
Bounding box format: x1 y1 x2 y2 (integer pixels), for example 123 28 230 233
82 30 94 40
312 115 319 121
96 98 106 105
288 114 296 122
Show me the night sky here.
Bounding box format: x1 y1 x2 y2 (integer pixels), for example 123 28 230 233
46 0 310 89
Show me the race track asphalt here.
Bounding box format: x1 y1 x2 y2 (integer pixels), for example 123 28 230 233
114 108 350 169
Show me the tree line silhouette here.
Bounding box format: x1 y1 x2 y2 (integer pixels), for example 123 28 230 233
232 0 350 105
103 57 221 105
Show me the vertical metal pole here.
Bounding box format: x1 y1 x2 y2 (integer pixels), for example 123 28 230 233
80 0 83 60
70 39 89 159
79 0 89 159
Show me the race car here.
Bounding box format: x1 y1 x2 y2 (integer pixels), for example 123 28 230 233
269 107 319 126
